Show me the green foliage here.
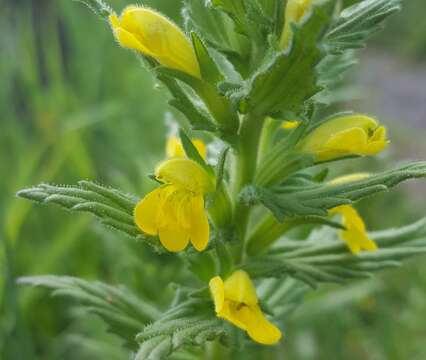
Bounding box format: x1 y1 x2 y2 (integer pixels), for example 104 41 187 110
241 162 426 222
17 182 141 237
16 181 166 252
240 1 334 117
245 217 426 287
326 0 402 54
183 0 249 70
178 129 212 174
19 276 161 350
74 0 113 18
135 300 225 360
159 75 217 132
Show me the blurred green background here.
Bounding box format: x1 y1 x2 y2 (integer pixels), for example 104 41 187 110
1 0 425 359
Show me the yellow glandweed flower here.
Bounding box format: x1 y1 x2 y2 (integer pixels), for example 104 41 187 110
109 6 201 78
166 136 207 160
209 270 282 345
280 0 313 49
329 174 378 254
134 159 214 252
281 120 301 129
299 114 389 162
330 205 378 254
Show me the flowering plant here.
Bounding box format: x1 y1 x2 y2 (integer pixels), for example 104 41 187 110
18 0 426 358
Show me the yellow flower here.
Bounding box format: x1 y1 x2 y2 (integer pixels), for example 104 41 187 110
134 159 214 252
281 120 301 130
330 205 378 255
328 173 378 254
209 270 282 345
299 114 389 162
109 6 200 78
280 0 313 49
166 136 207 160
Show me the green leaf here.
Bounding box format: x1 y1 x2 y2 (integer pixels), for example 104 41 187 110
157 67 239 136
158 75 217 132
178 129 212 175
240 0 334 117
135 300 225 360
241 162 426 222
326 0 402 54
74 0 113 18
244 217 426 286
16 181 163 251
246 212 345 256
314 0 401 104
258 278 309 321
183 0 249 70
215 146 230 189
191 32 224 85
314 50 358 105
18 276 161 350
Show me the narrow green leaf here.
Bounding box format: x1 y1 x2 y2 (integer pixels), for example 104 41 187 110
135 300 225 360
326 0 402 54
178 129 212 175
19 276 160 350
245 217 426 285
16 182 162 250
243 162 426 221
191 32 223 84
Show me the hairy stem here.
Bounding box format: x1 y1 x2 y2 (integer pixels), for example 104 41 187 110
232 112 265 263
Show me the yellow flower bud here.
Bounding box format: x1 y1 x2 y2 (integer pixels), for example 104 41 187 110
280 0 313 49
209 271 282 345
134 159 214 252
166 136 207 160
299 114 389 162
109 6 201 78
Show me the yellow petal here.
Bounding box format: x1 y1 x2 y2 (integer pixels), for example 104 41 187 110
331 205 378 254
189 196 209 251
166 137 185 158
280 0 313 49
218 301 248 331
223 270 258 306
238 305 282 345
110 6 200 78
111 25 152 56
155 158 214 194
326 127 369 151
366 126 389 154
209 276 225 313
192 139 207 160
166 136 207 160
134 187 164 235
158 223 190 252
317 127 369 161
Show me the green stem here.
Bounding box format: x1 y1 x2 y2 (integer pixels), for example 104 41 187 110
258 117 281 162
246 214 293 255
206 339 228 360
232 112 265 263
